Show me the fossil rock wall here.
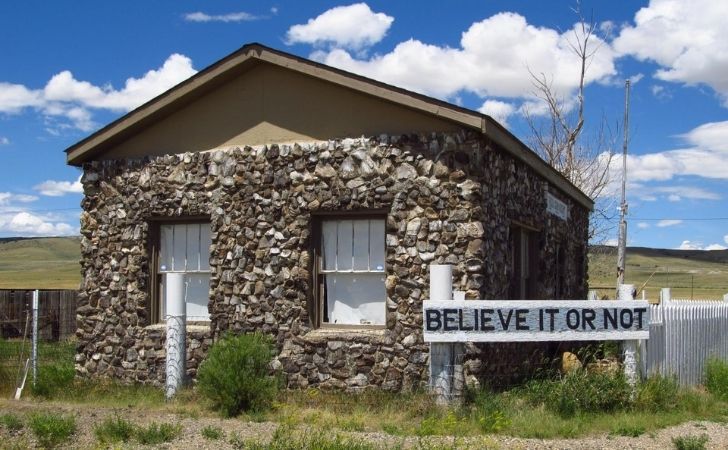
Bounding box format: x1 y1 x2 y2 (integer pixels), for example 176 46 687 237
76 130 589 389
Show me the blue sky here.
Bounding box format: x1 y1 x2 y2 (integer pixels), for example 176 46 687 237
0 0 726 250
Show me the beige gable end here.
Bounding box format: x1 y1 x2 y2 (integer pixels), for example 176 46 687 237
101 63 461 160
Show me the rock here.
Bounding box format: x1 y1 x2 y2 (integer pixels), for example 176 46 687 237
561 352 582 374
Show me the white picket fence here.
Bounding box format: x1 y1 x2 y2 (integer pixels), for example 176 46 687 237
640 289 728 386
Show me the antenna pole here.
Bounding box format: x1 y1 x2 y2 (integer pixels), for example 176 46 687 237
617 80 630 289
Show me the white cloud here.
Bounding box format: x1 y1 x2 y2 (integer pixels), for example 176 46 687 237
286 3 393 51
637 222 650 229
0 211 76 237
33 176 83 197
657 219 682 228
184 11 261 23
0 192 38 204
613 0 728 106
479 100 516 127
725 235 728 245
315 12 616 103
0 137 9 145
678 240 727 251
0 54 197 132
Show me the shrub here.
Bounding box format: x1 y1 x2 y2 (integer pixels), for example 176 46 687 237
134 422 181 445
465 389 512 433
672 434 709 450
31 363 75 398
521 370 632 417
28 413 76 448
93 415 135 444
704 358 728 401
635 375 680 412
230 424 377 450
612 423 646 437
201 425 224 440
0 413 23 432
197 332 279 417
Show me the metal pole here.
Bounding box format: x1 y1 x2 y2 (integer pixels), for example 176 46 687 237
617 80 631 290
31 289 39 386
618 284 638 392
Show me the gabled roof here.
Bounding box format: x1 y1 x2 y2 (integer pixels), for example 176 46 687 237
65 43 593 210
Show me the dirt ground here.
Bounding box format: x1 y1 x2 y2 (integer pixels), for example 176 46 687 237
2 398 728 449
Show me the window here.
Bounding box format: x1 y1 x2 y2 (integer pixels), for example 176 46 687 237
151 221 212 322
314 217 386 327
509 225 538 299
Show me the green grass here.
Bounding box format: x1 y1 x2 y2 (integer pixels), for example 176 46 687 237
27 412 76 448
201 425 224 440
672 434 709 450
93 415 136 444
0 339 76 397
230 424 380 450
589 246 728 300
0 413 23 432
134 421 182 445
705 358 728 401
0 237 81 289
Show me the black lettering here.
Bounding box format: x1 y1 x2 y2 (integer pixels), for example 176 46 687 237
516 309 529 330
620 309 634 328
498 309 514 330
604 308 618 329
539 309 544 331
474 307 479 330
480 309 494 331
634 308 647 329
582 309 596 330
566 309 580 330
458 309 473 331
545 309 559 331
425 310 442 332
443 309 458 331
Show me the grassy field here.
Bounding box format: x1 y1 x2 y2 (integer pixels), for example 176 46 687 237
0 237 81 289
0 237 725 300
589 246 728 300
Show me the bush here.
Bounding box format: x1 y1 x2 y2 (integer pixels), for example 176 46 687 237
197 332 279 417
635 375 680 412
464 389 512 433
672 434 709 450
31 363 75 398
134 422 181 445
704 358 728 401
93 415 135 444
521 370 632 417
28 413 76 448
201 425 224 440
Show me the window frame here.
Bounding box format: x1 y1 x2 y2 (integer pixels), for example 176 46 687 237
147 216 211 324
311 210 388 330
509 222 540 300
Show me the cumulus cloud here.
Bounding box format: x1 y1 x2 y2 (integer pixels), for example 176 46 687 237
33 176 83 197
637 222 650 229
184 11 261 23
0 54 197 132
479 100 516 127
657 219 682 228
613 0 728 106
286 3 394 51
0 193 38 204
0 211 76 237
678 240 727 251
314 12 616 103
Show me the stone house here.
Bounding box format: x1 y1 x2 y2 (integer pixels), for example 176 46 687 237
69 43 593 390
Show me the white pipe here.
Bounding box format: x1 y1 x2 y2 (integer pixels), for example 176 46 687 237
165 272 186 399
429 265 454 405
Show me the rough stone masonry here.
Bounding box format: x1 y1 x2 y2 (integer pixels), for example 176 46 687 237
75 129 589 390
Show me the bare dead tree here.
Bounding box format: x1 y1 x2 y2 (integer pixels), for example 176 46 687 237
524 10 618 243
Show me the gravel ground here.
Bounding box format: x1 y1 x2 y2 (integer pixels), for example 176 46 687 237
1 399 727 449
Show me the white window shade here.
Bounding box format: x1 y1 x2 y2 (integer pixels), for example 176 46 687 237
321 218 385 326
159 222 212 321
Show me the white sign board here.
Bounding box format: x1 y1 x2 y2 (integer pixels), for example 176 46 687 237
546 192 569 220
423 300 649 342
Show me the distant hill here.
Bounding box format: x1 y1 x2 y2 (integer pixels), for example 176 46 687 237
0 237 724 298
0 236 81 289
589 246 728 300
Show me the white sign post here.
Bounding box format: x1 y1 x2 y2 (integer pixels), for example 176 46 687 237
428 265 455 405
618 284 639 389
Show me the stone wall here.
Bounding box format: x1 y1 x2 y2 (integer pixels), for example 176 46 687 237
75 129 590 389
